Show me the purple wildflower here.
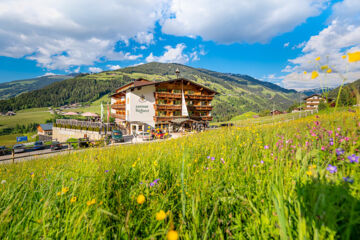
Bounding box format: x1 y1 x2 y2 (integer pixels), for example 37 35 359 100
140 181 143 185
221 158 225 164
70 178 73 181
149 182 155 187
336 148 345 156
105 170 109 173
211 157 215 161
260 160 264 164
347 154 359 163
264 145 269 149
207 156 210 159
326 164 337 174
343 177 354 183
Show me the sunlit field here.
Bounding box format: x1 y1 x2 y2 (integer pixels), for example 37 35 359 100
0 109 359 239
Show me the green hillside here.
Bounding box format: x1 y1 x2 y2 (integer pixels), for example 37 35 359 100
0 74 76 100
0 63 301 121
328 79 360 106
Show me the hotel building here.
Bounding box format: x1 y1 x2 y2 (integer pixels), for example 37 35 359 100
110 78 218 134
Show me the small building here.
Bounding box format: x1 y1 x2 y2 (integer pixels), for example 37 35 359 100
270 110 284 115
291 107 303 113
110 77 218 134
304 94 332 110
38 123 53 136
5 111 16 116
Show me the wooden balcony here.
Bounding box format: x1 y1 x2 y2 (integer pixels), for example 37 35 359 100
111 104 126 110
154 115 213 122
155 92 215 100
154 104 182 111
188 105 213 111
111 113 125 120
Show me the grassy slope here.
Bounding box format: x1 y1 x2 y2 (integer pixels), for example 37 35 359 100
0 109 359 238
0 108 51 131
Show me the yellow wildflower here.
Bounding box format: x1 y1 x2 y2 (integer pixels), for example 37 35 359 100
320 65 328 70
311 71 319 79
306 171 313 176
137 194 145 204
156 210 167 221
56 192 61 196
303 71 307 74
99 201 103 205
70 196 77 203
40 198 44 202
167 230 179 240
61 187 69 194
342 55 346 59
132 162 137 168
86 199 96 206
348 51 360 63
315 56 320 61
327 68 332 73
309 164 316 169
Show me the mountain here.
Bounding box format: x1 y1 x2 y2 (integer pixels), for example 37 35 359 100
0 62 301 121
300 88 334 96
328 79 360 106
0 74 77 100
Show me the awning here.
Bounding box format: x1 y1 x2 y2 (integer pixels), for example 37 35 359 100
170 118 197 124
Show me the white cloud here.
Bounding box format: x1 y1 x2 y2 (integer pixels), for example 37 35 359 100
146 43 190 64
284 42 290 48
281 0 360 90
161 0 327 44
89 67 102 73
73 67 80 73
42 72 56 76
107 65 121 70
0 0 166 69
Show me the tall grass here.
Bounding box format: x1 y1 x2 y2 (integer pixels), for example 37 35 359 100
0 109 359 239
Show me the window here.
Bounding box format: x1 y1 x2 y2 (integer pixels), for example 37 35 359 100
157 88 168 92
173 89 181 93
201 101 208 106
187 100 194 105
138 125 143 131
158 111 166 116
174 100 181 105
200 112 208 116
157 99 167 105
173 111 181 116
187 90 194 95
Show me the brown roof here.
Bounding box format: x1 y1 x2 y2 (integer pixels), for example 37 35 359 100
110 78 219 96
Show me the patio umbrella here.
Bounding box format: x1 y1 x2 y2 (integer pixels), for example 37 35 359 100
81 112 99 117
63 112 78 116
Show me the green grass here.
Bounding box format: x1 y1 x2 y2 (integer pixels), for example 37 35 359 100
0 109 359 238
230 111 258 121
0 108 51 130
0 132 37 146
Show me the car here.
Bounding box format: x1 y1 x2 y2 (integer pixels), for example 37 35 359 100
111 129 124 143
50 141 62 150
153 129 167 139
0 146 11 156
32 141 45 150
139 132 153 141
13 144 25 153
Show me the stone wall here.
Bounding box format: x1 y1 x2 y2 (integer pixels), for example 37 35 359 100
52 127 104 142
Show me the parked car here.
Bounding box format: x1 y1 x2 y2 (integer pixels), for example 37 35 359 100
32 141 45 150
0 146 11 156
153 129 166 139
13 144 25 153
140 132 153 141
111 129 124 143
50 141 62 151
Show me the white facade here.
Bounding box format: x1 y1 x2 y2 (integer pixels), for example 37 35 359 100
125 85 156 128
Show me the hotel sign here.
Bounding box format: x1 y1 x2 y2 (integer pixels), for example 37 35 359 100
135 105 149 113
126 86 155 127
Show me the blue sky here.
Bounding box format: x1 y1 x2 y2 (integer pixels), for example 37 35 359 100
0 0 359 90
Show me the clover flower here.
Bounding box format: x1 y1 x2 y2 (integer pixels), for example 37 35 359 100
347 154 359 163
326 164 337 174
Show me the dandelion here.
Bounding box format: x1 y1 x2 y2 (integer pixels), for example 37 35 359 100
137 194 145 204
167 230 179 240
347 154 359 163
61 187 69 194
87 199 96 206
56 192 61 196
70 196 77 203
320 65 328 70
342 55 347 59
304 71 307 74
327 68 332 73
156 210 167 220
315 56 320 61
326 164 337 174
343 177 354 183
311 71 319 79
348 51 360 63
306 171 312 176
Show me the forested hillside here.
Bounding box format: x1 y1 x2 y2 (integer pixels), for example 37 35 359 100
0 62 301 121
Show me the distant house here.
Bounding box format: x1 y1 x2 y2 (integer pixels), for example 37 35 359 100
291 107 303 113
304 94 332 110
37 123 53 136
270 110 284 115
5 111 16 116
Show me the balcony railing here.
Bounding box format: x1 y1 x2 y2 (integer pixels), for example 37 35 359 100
188 105 213 111
111 104 126 110
154 115 213 122
154 104 182 110
111 113 125 120
155 92 214 100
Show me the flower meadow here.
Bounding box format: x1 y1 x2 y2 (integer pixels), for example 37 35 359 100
0 109 360 239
